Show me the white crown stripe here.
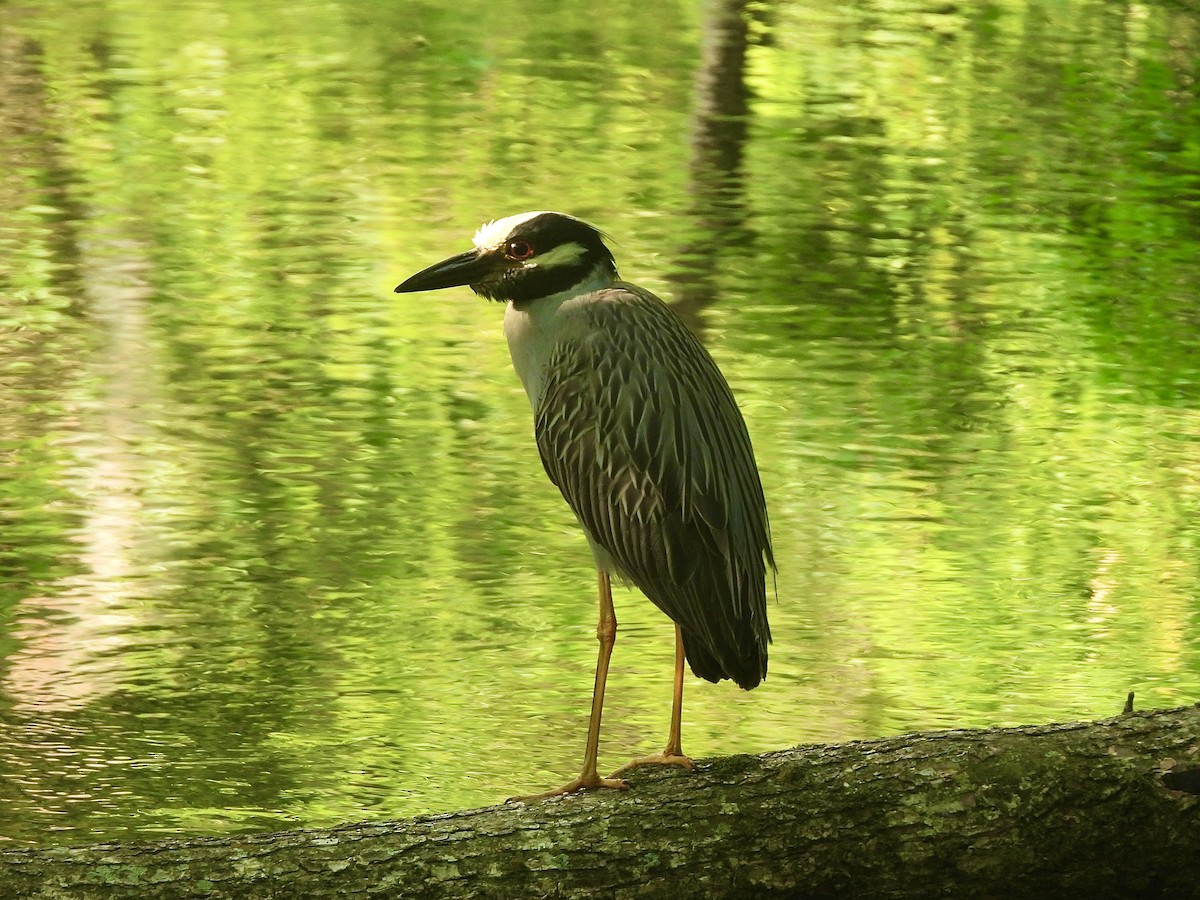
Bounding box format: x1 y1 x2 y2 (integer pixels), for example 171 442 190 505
473 211 552 250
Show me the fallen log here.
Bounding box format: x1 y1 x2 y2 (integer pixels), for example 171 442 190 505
3 703 1199 899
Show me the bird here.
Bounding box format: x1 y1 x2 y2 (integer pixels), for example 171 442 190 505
394 211 774 799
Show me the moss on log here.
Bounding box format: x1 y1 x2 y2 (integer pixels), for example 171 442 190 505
3 704 1199 899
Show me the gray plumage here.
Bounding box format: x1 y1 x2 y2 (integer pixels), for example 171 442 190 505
532 283 773 688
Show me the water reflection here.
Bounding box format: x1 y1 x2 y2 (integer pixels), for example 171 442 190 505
1 0 1199 847
668 0 753 327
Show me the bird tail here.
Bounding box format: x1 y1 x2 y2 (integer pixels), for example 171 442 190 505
681 627 767 690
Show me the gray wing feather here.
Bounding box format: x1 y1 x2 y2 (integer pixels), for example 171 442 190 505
534 284 773 688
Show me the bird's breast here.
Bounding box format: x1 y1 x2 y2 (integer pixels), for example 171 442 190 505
502 290 595 411
502 300 555 411
502 268 619 411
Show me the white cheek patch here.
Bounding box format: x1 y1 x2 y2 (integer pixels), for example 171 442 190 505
473 211 551 250
526 241 587 269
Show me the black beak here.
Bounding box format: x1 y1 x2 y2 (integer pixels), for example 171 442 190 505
394 249 502 294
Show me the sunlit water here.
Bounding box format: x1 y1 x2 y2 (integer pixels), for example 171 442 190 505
2 0 1199 846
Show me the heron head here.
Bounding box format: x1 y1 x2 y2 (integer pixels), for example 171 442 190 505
394 211 618 304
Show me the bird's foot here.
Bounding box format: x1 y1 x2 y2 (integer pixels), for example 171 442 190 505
507 772 630 803
608 751 694 778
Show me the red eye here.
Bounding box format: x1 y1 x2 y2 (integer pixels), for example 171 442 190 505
506 239 535 260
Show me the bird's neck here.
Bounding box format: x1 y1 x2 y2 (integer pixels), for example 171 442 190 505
502 264 616 411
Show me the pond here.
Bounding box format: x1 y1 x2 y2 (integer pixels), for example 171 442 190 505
1 0 1198 846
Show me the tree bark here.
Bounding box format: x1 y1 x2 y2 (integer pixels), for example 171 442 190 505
4 704 1199 899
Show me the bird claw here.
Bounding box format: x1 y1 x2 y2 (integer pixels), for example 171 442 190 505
507 773 630 803
608 752 695 778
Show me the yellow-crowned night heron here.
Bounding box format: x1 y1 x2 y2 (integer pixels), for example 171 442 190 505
395 211 774 799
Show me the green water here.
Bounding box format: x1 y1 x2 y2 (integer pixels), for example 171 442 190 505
2 0 1199 846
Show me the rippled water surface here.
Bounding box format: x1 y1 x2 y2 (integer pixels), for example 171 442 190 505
2 0 1199 846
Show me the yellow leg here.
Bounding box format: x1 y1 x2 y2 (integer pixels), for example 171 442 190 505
609 624 695 777
512 569 629 801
